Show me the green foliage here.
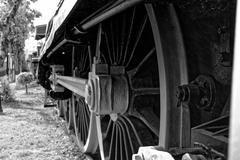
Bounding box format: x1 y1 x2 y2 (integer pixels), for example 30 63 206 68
1 77 15 102
16 72 34 94
0 0 41 69
17 72 34 85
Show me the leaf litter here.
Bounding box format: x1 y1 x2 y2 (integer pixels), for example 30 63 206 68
0 85 92 160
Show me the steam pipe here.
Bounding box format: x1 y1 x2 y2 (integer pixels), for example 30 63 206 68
74 0 144 33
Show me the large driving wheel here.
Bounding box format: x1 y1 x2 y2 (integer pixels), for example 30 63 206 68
63 98 75 131
92 3 189 160
62 98 74 131
72 45 99 153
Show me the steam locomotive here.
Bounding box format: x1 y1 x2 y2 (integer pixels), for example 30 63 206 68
37 0 237 159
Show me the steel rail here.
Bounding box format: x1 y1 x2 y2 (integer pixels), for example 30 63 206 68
79 0 144 31
56 75 87 97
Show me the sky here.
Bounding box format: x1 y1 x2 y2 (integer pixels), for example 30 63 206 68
25 0 60 55
30 0 60 26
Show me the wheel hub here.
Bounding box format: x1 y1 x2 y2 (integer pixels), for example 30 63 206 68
85 60 129 115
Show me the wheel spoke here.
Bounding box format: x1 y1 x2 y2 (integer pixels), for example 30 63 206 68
115 20 120 65
114 124 120 160
122 116 143 146
131 110 159 137
118 13 126 64
118 122 130 160
101 115 149 160
118 124 124 160
81 47 89 73
110 22 116 64
79 101 84 141
73 96 92 146
125 15 148 67
83 106 89 141
104 118 113 138
79 47 85 72
121 7 136 65
127 47 155 77
96 24 102 59
119 117 135 154
88 45 93 70
81 102 87 142
82 100 89 143
77 102 81 131
109 124 116 159
104 31 113 64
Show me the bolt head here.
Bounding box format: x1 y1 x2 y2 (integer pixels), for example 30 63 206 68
110 114 118 122
176 86 183 99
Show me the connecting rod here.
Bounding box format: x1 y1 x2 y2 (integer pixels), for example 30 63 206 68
51 63 129 116
56 75 87 97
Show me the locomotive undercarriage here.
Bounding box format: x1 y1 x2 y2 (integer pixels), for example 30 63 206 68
38 1 234 159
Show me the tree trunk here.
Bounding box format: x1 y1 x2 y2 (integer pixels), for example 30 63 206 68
20 60 22 73
0 96 3 113
25 84 28 94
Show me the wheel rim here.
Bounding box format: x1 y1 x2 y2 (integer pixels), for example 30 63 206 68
94 3 189 160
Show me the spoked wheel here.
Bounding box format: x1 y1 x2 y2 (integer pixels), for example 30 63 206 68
72 45 99 153
63 99 74 131
57 100 64 118
72 95 98 153
93 3 189 160
64 98 75 131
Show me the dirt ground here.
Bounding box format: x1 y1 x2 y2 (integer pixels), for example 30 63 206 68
0 84 91 160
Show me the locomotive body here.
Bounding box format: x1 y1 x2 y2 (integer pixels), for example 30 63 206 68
38 0 236 159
